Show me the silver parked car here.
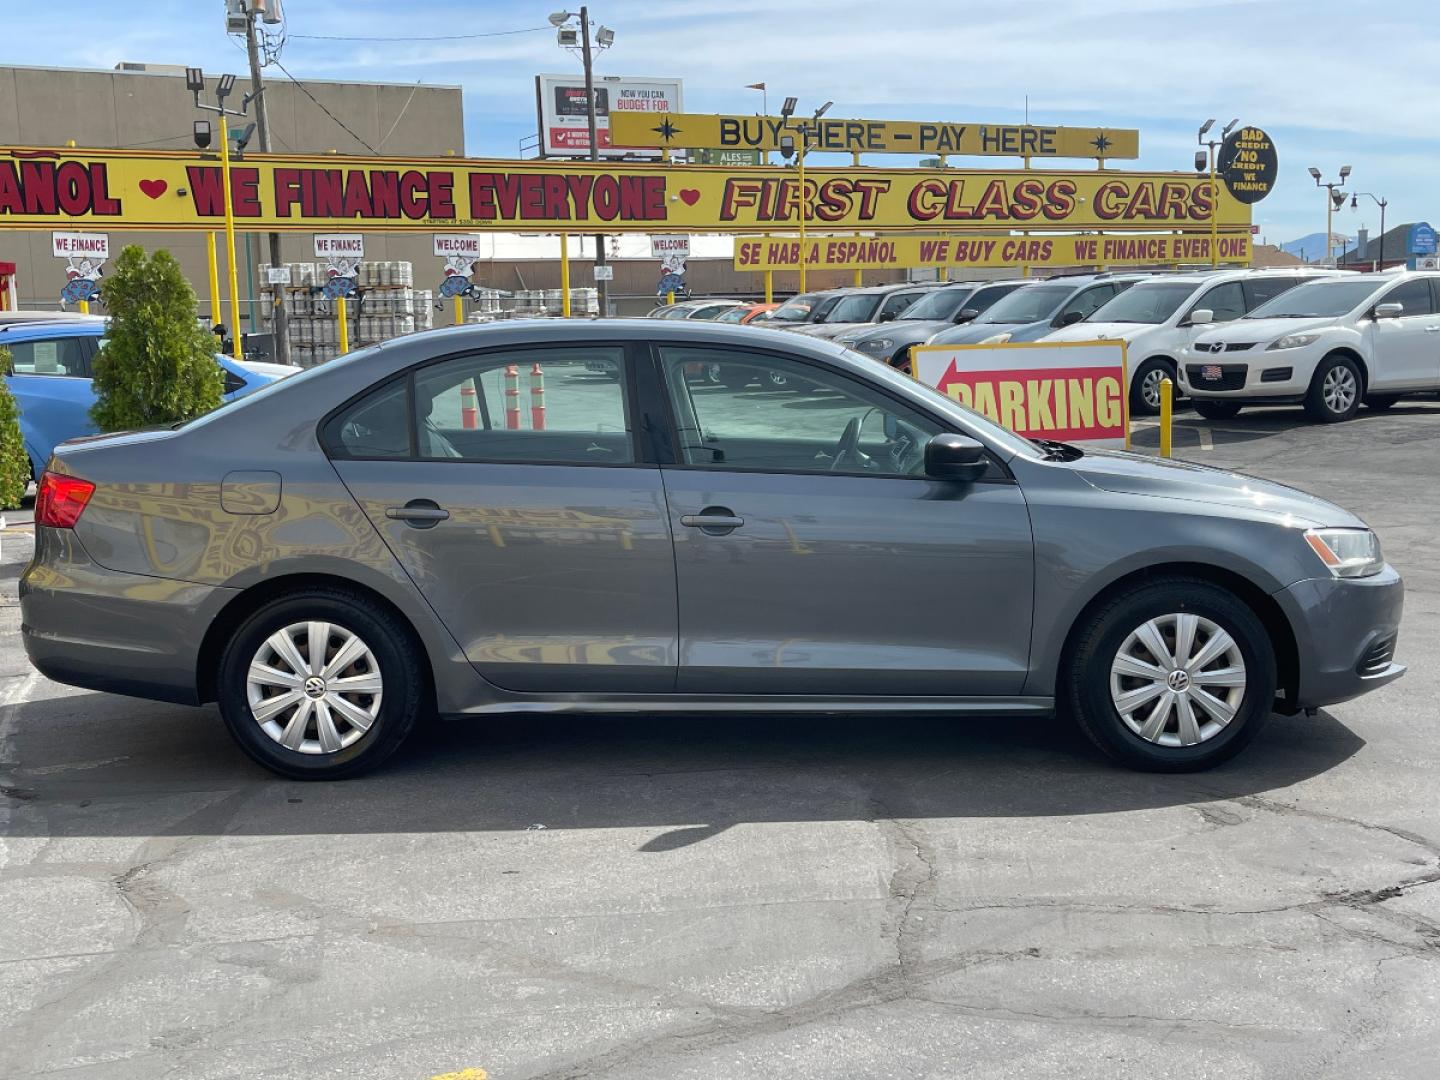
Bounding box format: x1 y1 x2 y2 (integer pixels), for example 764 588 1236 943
22 321 1404 779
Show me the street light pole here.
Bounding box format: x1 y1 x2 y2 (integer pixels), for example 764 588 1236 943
579 6 607 317
1309 165 1351 267
243 6 289 365
1352 192 1388 270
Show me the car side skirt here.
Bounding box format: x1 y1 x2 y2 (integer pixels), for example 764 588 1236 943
442 695 1056 718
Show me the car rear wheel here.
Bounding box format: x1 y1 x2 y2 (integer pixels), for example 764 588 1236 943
1066 578 1275 772
216 588 426 779
1193 400 1243 421
1131 358 1176 417
1304 354 1363 422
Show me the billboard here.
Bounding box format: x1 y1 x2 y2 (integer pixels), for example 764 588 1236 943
735 233 1252 271
535 74 683 159
0 147 1251 235
913 341 1129 446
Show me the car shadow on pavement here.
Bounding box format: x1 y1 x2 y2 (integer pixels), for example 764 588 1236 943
1130 401 1440 452
3 690 1365 846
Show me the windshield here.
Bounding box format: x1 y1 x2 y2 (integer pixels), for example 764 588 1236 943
822 294 881 323
769 292 823 322
1088 282 1196 324
974 284 1075 324
714 306 746 323
900 288 977 321
1244 279 1384 319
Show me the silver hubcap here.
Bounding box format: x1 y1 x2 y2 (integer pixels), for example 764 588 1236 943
1109 613 1246 748
1141 367 1167 408
1323 365 1357 413
246 621 383 755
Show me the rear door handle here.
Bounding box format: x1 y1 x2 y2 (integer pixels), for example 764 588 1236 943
1426 325 1440 332
680 506 745 534
386 499 450 528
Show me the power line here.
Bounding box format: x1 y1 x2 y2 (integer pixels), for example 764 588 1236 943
289 25 548 43
271 57 379 154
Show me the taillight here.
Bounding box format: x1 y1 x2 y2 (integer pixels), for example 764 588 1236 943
35 472 96 529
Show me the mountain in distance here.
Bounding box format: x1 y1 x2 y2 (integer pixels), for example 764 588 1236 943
1280 231 1349 262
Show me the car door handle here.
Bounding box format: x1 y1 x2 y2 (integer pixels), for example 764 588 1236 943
1426 326 1440 332
680 507 745 533
386 500 450 528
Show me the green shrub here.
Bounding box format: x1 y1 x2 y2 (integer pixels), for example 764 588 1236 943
91 245 223 431
0 347 28 508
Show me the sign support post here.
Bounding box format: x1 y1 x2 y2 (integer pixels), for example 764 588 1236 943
764 270 773 304
218 115 241 357
560 233 571 318
454 295 465 327
336 295 349 355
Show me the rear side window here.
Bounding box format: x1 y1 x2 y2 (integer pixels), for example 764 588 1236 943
324 380 411 458
1380 278 1435 317
6 337 90 377
1195 281 1246 322
1243 276 1300 309
879 291 923 320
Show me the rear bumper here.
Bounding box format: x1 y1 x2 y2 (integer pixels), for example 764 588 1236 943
19 527 237 706
1275 566 1406 709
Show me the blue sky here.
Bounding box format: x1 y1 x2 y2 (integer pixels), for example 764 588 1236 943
4 0 1437 247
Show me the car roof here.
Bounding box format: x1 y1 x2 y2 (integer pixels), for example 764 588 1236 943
0 320 105 340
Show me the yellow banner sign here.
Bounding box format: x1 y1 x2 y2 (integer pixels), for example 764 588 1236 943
0 147 1244 234
735 233 1253 271
610 113 1140 159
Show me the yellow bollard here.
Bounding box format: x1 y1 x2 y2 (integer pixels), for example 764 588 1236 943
336 295 349 356
667 289 675 305
78 299 89 315
453 294 464 327
1159 377 1173 459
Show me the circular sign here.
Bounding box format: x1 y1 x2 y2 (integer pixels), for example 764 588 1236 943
1218 126 1277 204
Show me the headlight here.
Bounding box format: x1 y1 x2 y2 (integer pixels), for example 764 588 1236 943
979 332 1013 345
861 338 893 351
1304 528 1385 578
1268 332 1323 350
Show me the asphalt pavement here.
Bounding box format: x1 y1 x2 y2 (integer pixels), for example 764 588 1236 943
2 400 1439 1079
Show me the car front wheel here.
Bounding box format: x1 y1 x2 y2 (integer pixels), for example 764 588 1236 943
216 588 426 779
1066 578 1275 771
1131 358 1177 417
1305 354 1363 422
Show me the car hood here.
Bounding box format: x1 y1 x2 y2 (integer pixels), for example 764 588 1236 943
236 359 303 379
1071 450 1364 529
1043 321 1156 344
1193 317 1338 346
842 319 951 345
791 321 875 339
930 318 1047 346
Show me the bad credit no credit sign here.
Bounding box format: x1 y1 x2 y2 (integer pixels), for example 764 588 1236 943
0 146 1247 234
736 233 1252 271
913 341 1129 445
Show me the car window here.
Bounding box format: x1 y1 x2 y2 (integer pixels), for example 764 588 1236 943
878 291 924 320
898 287 976 320
714 307 747 323
413 347 633 464
823 294 882 322
659 305 694 319
1060 284 1115 320
658 346 943 478
810 295 843 321
1242 276 1300 309
768 293 823 322
968 283 1025 315
1379 278 1436 317
6 336 90 377
1193 281 1245 322
324 379 411 458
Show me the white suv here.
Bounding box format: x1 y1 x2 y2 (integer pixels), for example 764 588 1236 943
1180 272 1440 422
1041 268 1348 414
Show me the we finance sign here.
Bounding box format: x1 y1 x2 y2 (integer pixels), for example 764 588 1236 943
0 147 1249 235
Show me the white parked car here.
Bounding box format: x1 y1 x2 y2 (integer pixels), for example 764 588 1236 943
1041 268 1349 414
1179 272 1440 422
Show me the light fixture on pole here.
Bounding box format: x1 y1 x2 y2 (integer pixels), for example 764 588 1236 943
1351 191 1389 270
1310 166 1351 266
1195 117 1229 269
777 98 831 291
552 7 615 317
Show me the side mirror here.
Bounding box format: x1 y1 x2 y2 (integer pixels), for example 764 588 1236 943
878 311 895 322
1057 309 1085 327
955 307 981 324
1187 308 1214 326
1375 302 1403 319
924 433 988 482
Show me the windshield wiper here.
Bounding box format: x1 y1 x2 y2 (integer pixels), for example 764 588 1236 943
1031 437 1084 461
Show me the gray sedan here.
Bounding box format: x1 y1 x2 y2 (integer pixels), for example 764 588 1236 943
21 321 1404 779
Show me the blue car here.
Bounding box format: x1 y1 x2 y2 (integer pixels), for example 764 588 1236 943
0 319 296 480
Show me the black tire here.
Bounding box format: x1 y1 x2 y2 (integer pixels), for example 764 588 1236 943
890 346 913 376
1193 400 1243 421
216 588 427 780
1130 358 1177 417
1304 353 1363 423
1365 393 1401 411
1065 577 1276 772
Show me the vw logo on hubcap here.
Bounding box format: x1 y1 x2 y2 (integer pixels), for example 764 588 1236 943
1167 670 1192 692
303 676 327 699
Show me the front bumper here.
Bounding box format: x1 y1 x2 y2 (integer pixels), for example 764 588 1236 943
20 527 238 706
1180 347 1318 400
1274 565 1405 709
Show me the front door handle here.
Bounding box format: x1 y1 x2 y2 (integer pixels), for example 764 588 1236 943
386 499 450 528
1426 325 1440 333
680 506 745 534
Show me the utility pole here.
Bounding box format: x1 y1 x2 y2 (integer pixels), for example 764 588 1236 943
244 5 290 365
580 6 608 317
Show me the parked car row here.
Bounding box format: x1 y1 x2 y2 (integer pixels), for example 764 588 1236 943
1 317 297 479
